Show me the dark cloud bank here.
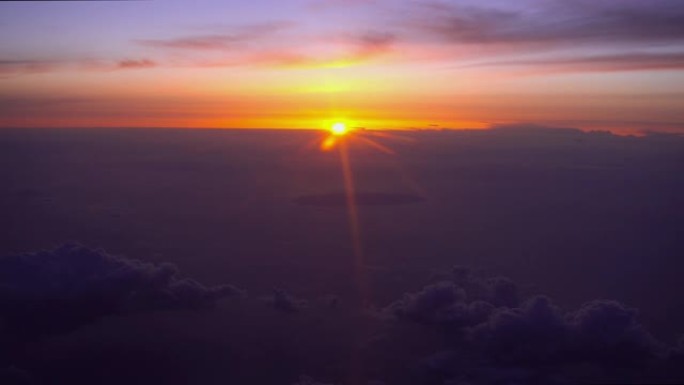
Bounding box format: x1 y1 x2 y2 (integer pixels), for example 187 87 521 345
3 246 684 384
383 267 676 384
0 244 241 344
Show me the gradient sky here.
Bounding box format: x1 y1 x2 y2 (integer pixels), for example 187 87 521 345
1 0 683 133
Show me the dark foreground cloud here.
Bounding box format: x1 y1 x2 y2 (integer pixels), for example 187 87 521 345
0 244 242 342
385 267 670 384
267 288 308 313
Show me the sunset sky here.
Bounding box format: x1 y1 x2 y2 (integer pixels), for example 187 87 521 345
1 0 683 133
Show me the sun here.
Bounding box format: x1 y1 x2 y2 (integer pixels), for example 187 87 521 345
331 122 348 136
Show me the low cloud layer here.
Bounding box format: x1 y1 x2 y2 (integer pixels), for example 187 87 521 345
384 267 672 383
267 288 308 313
0 244 241 341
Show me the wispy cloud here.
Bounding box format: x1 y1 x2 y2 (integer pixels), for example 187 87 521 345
184 30 397 69
116 59 157 69
0 59 59 75
381 0 684 73
137 21 295 51
352 31 396 59
475 52 684 73
407 0 684 47
0 58 158 75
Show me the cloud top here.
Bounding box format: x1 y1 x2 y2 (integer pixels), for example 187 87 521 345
0 244 241 340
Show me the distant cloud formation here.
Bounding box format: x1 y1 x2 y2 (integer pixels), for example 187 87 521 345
0 58 158 75
117 59 156 69
407 0 684 46
178 0 684 72
0 244 242 341
139 34 250 51
0 60 58 75
137 21 295 51
352 31 396 60
476 52 684 73
156 29 397 69
390 0 684 73
384 266 671 384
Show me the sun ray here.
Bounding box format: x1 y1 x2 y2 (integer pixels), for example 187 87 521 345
317 123 429 311
336 139 372 311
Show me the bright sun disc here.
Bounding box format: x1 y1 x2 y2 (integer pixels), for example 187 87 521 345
331 122 348 136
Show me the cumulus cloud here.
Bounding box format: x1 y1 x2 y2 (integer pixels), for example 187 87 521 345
384 266 669 383
267 288 308 313
387 268 518 327
0 244 242 340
